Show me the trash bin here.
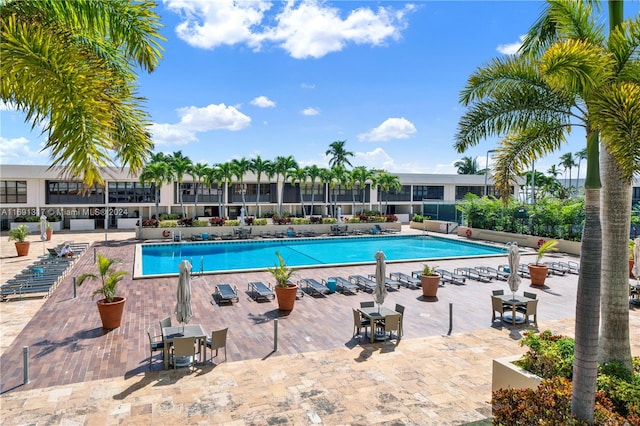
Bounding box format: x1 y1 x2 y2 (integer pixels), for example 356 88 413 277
326 279 337 293
202 232 209 240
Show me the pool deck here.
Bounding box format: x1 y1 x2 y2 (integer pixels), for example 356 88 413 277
1 227 638 424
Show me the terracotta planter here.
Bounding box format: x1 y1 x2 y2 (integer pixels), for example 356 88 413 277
46 228 53 241
421 274 440 298
14 241 30 257
96 297 126 329
630 259 635 279
275 284 298 311
528 264 548 287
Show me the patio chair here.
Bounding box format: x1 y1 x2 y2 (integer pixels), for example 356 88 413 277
352 308 370 339
159 316 172 329
394 303 405 337
326 276 358 294
491 296 505 323
523 291 537 299
248 281 275 302
171 336 197 371
360 301 374 308
380 314 401 343
206 327 228 363
516 299 538 325
214 284 239 305
146 327 165 368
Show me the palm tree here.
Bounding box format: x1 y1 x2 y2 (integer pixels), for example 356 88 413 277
574 148 588 194
204 166 223 218
168 152 192 218
305 165 323 217
325 140 354 169
454 156 482 174
0 0 164 187
559 152 576 189
139 160 171 219
273 156 298 216
330 165 349 218
250 156 271 219
546 164 562 179
230 157 251 220
319 167 334 217
290 167 309 217
351 166 375 214
214 162 234 219
189 162 210 219
376 172 401 215
455 1 638 420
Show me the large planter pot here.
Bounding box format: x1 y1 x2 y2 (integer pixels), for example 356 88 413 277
96 297 126 329
421 274 440 299
630 259 634 279
45 228 53 241
275 284 298 311
528 264 548 286
492 355 541 392
14 241 30 257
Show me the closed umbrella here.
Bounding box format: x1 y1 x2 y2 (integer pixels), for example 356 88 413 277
632 238 640 280
507 242 521 300
175 259 193 331
374 250 388 313
39 214 47 254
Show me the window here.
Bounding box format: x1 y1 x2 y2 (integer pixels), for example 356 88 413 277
455 186 483 200
46 181 104 204
378 185 411 202
108 182 156 203
0 180 27 203
413 185 444 201
180 183 223 203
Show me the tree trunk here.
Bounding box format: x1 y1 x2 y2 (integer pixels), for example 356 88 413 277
598 148 633 371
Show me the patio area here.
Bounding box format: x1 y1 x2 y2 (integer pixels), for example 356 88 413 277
1 229 638 424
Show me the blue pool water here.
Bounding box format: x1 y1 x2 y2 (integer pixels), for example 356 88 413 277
137 235 507 277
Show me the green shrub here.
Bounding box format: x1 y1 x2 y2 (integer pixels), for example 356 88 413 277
192 220 209 227
348 217 361 223
159 220 178 228
159 213 181 220
412 214 424 222
322 218 337 224
597 359 640 419
253 218 268 226
290 217 310 225
514 330 574 379
225 219 240 226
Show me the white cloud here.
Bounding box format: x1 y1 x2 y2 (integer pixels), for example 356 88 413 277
250 95 276 108
0 136 48 164
165 0 414 58
151 103 251 146
301 83 316 89
301 107 320 116
497 35 525 55
358 117 416 142
0 100 17 111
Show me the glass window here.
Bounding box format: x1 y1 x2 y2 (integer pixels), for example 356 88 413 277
413 185 444 201
108 181 155 203
0 180 27 203
378 185 411 202
455 186 483 200
46 180 104 204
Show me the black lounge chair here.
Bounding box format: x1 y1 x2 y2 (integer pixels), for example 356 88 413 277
435 269 466 285
213 283 239 305
247 281 275 302
500 264 532 278
454 267 493 282
544 261 569 275
348 275 376 292
298 278 328 296
367 274 401 290
476 266 510 281
325 276 358 293
389 272 421 288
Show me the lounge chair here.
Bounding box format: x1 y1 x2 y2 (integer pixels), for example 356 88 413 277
348 275 376 292
247 281 275 302
435 269 466 285
476 266 510 281
389 272 421 288
367 274 401 290
326 276 358 294
298 278 328 296
544 261 569 275
454 267 493 282
499 264 530 279
567 261 580 274
213 284 239 305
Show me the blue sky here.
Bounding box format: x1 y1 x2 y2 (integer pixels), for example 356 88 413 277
2 1 638 176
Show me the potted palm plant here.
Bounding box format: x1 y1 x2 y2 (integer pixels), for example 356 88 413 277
528 240 558 286
420 264 440 299
268 251 298 311
8 224 30 256
77 254 128 329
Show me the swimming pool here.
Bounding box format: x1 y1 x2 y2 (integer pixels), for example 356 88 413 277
135 235 507 278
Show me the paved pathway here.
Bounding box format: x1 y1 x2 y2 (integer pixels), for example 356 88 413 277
1 228 638 424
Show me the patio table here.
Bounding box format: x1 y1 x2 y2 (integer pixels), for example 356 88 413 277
497 294 535 325
162 324 207 369
358 306 401 343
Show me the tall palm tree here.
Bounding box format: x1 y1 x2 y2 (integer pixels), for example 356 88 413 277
559 152 576 188
546 164 562 179
290 167 309 217
214 162 234 219
574 148 588 194
204 166 223 218
230 157 251 220
273 156 298 216
189 162 210 219
325 140 354 169
351 166 375 214
168 152 192 218
304 165 323 217
330 165 349 218
455 1 639 420
319 167 334 217
376 172 401 215
454 156 482 174
139 160 171 219
250 156 271 219
0 0 164 187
